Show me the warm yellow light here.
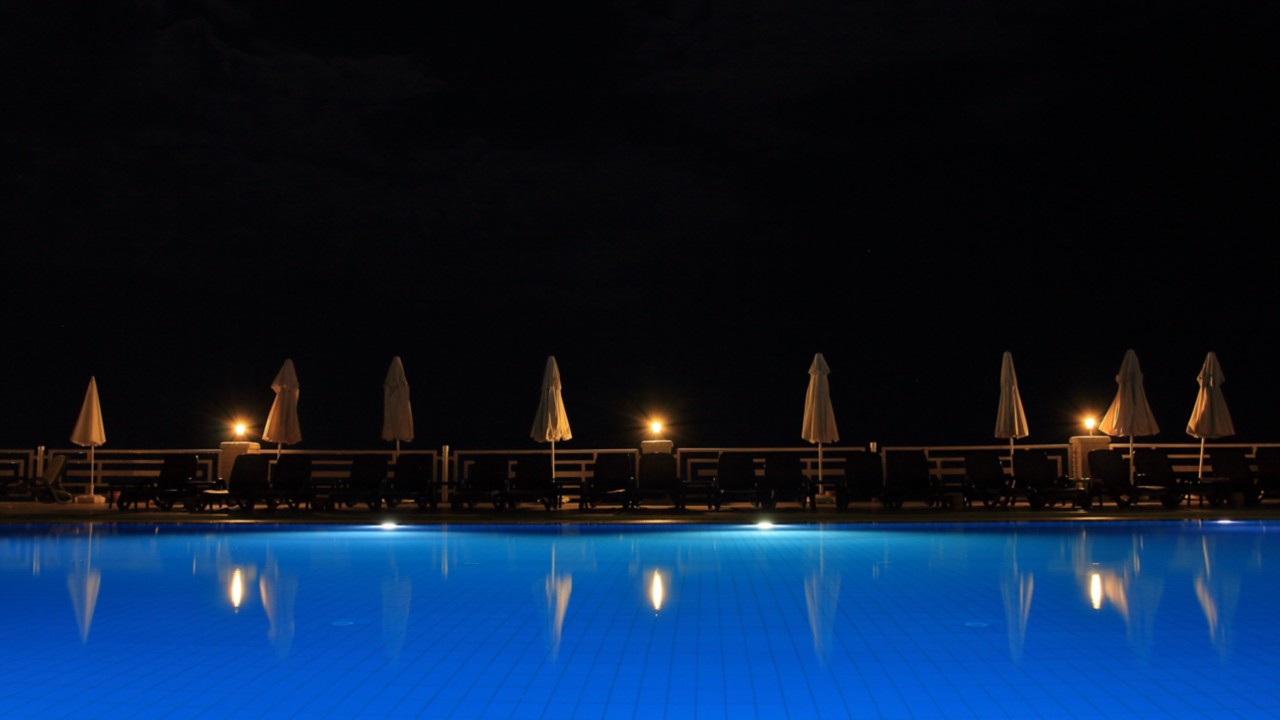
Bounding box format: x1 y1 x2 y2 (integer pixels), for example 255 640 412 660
234 422 247 439
230 568 244 611
650 571 665 611
1089 572 1102 610
1084 417 1097 435
650 420 663 436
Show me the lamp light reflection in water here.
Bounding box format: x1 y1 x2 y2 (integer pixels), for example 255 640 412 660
230 568 244 612
650 570 665 612
1090 572 1103 610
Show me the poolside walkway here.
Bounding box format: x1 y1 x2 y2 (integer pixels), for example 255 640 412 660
5 498 1280 525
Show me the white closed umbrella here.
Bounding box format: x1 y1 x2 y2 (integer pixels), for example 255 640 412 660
801 353 839 490
531 356 572 492
70 376 106 503
382 356 414 461
1186 351 1235 479
1098 349 1161 482
994 351 1030 461
262 359 302 457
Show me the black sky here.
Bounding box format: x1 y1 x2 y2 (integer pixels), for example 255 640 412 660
2 0 1277 453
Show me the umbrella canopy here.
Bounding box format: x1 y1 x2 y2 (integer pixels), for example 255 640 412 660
382 356 414 458
1098 349 1160 481
1186 351 1235 478
70 376 106 500
531 356 571 504
531 356 572 445
994 351 1029 457
801 353 838 487
263 359 302 455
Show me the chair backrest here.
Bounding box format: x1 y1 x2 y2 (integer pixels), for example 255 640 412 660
1012 449 1056 490
346 455 387 492
715 451 757 491
512 454 554 493
963 450 1006 487
467 456 509 493
591 453 635 491
1209 447 1254 484
1132 448 1179 488
32 455 71 502
389 454 433 493
884 450 933 497
1255 447 1280 483
273 454 314 493
228 454 270 493
638 453 679 492
763 453 805 492
1088 448 1127 484
156 454 200 491
844 451 883 499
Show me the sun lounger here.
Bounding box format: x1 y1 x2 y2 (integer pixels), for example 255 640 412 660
709 451 763 510
1088 448 1181 508
508 454 558 510
962 450 1013 508
323 455 386 510
1013 449 1090 510
1254 447 1280 504
882 450 943 509
454 455 510 510
1208 447 1258 506
1133 447 1223 508
21 455 72 504
761 452 813 509
833 451 882 510
580 453 635 509
222 453 272 511
149 453 202 511
632 452 686 510
384 454 438 510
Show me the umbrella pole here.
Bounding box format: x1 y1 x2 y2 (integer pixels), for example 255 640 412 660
817 443 823 509
88 446 94 497
1198 438 1206 479
1128 436 1135 484
395 439 401 464
550 441 558 509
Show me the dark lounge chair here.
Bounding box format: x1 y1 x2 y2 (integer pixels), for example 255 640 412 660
1254 447 1280 503
508 454 558 510
384 454 438 510
881 450 943 509
833 451 883 510
453 455 510 510
223 453 273 511
632 452 686 510
1087 448 1181 509
325 454 385 510
580 453 635 509
269 454 315 510
149 453 202 511
1208 447 1258 506
709 451 763 510
1133 447 1223 508
1013 449 1090 510
961 450 1013 508
761 452 814 509
19 455 72 504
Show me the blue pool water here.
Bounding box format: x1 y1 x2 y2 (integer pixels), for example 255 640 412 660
1 521 1277 719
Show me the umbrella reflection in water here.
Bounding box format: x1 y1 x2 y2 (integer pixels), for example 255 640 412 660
999 535 1033 663
804 526 840 662
259 550 298 658
66 526 100 644
1194 535 1241 658
545 543 572 660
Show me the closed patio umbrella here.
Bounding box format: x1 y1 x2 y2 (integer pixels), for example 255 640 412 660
1186 351 1235 479
70 376 106 503
1098 349 1160 483
994 351 1029 461
382 356 414 461
263 359 302 458
531 356 571 495
801 353 838 490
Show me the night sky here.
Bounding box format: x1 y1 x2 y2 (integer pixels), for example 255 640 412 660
2 0 1276 453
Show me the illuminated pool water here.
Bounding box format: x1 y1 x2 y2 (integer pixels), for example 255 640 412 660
1 521 1277 719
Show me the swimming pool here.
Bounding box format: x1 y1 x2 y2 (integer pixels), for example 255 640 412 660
1 521 1276 719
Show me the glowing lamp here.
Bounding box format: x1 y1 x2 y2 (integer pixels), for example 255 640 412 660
1084 417 1097 436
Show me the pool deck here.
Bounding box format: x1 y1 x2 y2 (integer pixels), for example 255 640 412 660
5 498 1280 525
